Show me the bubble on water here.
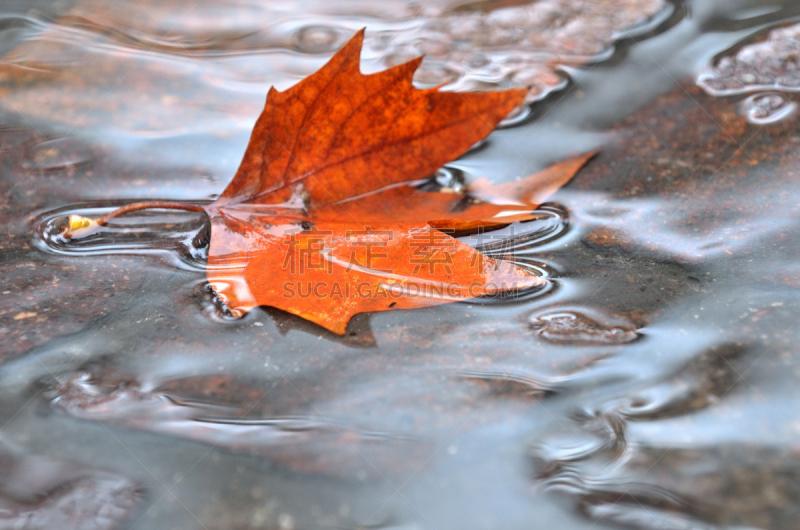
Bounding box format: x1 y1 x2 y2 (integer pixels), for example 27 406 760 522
739 92 797 124
293 25 344 54
430 166 466 193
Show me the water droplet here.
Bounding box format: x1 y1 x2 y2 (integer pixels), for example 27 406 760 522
431 167 466 192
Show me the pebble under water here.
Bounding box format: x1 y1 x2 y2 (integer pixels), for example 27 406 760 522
2 0 800 528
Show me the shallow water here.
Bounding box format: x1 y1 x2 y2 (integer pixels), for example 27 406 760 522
2 0 800 528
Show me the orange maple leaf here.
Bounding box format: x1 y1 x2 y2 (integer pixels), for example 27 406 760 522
64 29 593 334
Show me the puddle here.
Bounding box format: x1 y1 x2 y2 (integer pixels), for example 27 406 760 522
2 0 800 529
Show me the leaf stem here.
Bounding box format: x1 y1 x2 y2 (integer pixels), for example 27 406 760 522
96 201 205 226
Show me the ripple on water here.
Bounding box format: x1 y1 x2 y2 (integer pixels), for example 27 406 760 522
33 201 568 315
739 92 797 124
34 204 208 272
23 137 94 171
522 340 788 528
529 309 639 345
0 452 143 530
459 367 564 399
44 370 422 480
466 204 570 257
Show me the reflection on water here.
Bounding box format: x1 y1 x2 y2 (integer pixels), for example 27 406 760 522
2 0 800 528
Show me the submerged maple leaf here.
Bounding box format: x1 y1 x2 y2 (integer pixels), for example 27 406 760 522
64 29 593 334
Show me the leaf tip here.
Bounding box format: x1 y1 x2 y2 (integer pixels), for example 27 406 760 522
341 28 366 57
408 55 426 77
567 150 599 173
329 321 349 335
500 87 529 110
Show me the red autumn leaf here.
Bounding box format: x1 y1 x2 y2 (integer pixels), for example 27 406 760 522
202 29 593 334
65 29 593 335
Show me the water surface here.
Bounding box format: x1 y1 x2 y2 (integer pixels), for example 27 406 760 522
2 0 800 528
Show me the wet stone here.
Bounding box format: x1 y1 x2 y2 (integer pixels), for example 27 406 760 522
529 310 639 345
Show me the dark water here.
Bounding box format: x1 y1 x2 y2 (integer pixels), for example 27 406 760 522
2 0 800 528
